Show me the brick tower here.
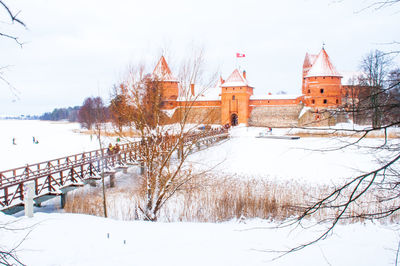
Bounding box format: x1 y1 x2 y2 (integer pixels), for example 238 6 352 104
153 56 179 101
220 69 253 126
302 48 342 108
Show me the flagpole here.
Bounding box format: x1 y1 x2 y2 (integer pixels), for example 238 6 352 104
235 53 245 71
236 55 238 70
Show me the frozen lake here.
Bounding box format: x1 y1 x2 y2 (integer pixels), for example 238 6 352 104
1 120 396 186
1 120 110 170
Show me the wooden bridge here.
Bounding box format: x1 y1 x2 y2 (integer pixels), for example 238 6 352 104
0 129 229 214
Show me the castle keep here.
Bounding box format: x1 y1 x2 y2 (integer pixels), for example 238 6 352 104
156 48 353 127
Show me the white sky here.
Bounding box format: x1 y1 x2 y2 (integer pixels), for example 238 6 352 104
0 0 399 116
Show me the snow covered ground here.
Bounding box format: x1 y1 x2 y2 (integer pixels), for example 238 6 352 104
1 120 111 170
188 125 397 185
1 120 399 265
1 212 398 266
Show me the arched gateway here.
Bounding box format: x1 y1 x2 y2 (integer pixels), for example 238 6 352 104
230 113 238 126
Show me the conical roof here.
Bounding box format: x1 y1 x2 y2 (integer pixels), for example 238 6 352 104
303 52 318 69
221 69 250 87
305 48 342 78
153 56 178 82
215 76 224 87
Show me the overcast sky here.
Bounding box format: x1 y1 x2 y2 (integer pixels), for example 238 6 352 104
1 0 399 116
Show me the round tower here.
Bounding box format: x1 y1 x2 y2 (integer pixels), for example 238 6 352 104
303 48 342 108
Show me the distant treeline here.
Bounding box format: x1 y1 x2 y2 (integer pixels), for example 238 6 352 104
1 115 40 120
40 106 80 122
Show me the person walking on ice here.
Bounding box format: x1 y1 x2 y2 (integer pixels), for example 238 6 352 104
12 138 16 145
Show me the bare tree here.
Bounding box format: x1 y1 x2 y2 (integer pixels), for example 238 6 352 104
358 50 393 128
113 51 220 221
78 97 108 130
274 52 400 260
386 68 400 123
109 84 133 132
91 97 109 218
0 0 26 46
76 96 110 216
0 1 26 101
0 2 27 264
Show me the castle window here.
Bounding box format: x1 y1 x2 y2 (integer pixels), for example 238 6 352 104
323 99 327 104
311 99 315 104
307 89 310 93
336 99 339 104
232 95 235 100
323 77 325 79
320 88 324 94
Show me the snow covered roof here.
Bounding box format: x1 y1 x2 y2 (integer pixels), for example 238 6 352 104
303 53 318 68
153 56 179 82
176 83 221 101
341 71 366 85
192 81 222 101
196 92 221 101
215 76 224 88
305 48 342 78
250 94 301 100
221 69 250 87
199 85 221 100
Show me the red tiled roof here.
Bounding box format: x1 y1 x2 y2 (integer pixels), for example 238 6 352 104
221 69 250 87
305 48 342 78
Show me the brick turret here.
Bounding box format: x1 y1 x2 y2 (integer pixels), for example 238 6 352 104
220 69 253 126
302 48 342 108
153 56 179 101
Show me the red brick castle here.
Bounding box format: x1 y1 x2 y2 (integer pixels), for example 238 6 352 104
156 47 355 127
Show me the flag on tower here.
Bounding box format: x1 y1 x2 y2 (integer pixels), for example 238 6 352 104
236 53 245 58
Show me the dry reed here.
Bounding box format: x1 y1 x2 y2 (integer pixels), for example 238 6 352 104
63 174 400 224
288 131 399 139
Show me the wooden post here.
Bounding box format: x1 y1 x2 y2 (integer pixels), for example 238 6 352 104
24 181 35 217
140 161 145 175
110 172 115 188
61 192 67 209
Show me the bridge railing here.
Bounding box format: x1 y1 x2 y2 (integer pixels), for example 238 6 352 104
0 128 229 210
0 142 138 187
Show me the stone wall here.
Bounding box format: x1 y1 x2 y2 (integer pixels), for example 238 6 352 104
167 107 221 125
298 109 336 127
248 105 304 127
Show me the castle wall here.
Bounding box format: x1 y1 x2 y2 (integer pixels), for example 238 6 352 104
161 81 179 101
248 105 303 127
162 100 220 110
250 98 301 106
166 106 221 125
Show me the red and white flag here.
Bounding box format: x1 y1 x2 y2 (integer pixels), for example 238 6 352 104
236 53 245 58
